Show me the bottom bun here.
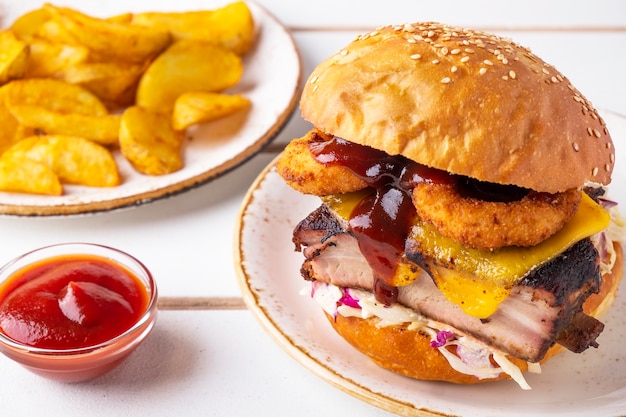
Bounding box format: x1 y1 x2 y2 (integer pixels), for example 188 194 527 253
325 243 623 385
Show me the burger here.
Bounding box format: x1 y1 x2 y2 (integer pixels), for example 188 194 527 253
275 22 623 389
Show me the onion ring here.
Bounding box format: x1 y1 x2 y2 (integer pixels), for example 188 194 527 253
276 130 367 196
413 183 581 250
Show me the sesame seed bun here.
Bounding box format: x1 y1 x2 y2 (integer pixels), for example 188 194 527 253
300 22 614 193
325 243 622 385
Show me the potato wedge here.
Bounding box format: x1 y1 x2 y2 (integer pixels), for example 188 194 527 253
136 40 243 113
131 1 255 55
2 135 120 187
7 104 121 146
0 157 62 196
10 7 50 40
172 91 250 130
44 4 171 63
0 30 29 85
35 18 78 45
119 106 184 175
57 61 145 109
24 40 89 78
3 78 108 116
0 86 32 154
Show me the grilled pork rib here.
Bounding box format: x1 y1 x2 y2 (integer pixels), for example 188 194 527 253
294 204 604 363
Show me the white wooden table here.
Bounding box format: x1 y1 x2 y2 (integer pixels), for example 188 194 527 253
0 1 624 415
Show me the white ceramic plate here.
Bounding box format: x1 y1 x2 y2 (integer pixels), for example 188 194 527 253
235 110 626 417
0 0 301 216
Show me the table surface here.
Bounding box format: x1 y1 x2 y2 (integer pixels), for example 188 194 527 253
0 1 625 416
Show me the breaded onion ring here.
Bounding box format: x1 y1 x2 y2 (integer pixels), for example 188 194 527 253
413 183 581 250
276 129 367 196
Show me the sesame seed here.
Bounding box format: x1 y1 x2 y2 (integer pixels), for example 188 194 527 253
410 54 421 59
551 76 558 83
610 153 615 162
451 48 461 55
605 164 611 172
427 30 435 37
451 66 458 72
483 59 493 66
502 58 509 64
593 128 601 138
340 49 348 56
572 142 580 152
542 68 550 75
502 75 509 80
432 59 440 64
509 70 516 79
606 142 612 149
592 167 599 176
312 84 319 92
465 48 475 53
587 127 594 136
370 31 379 37
407 38 416 44
310 75 318 84
441 77 451 83
441 47 449 55
460 56 470 63
479 67 487 75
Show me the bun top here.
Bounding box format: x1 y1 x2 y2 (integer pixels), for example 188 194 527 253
300 22 614 193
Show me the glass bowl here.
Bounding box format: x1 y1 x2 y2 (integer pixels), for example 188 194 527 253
0 243 158 382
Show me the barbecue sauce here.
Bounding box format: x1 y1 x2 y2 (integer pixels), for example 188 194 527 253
310 136 454 304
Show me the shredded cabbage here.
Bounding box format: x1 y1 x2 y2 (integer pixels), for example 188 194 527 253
593 194 624 275
306 281 536 389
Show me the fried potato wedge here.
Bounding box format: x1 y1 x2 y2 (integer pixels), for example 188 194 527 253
119 106 184 175
0 86 32 154
131 1 255 55
172 91 250 130
10 7 50 40
0 30 29 85
2 135 120 187
24 40 89 78
35 18 78 45
0 157 62 196
8 104 121 146
136 40 243 113
44 4 171 63
57 61 145 109
3 78 108 116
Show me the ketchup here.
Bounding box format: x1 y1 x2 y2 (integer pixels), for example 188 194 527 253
0 255 149 350
310 135 454 304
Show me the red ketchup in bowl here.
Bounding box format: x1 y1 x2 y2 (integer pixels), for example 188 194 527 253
0 254 149 350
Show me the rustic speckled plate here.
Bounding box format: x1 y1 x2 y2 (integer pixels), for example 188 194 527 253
0 0 301 216
235 111 626 416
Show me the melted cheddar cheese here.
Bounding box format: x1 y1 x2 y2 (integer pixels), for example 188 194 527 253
326 191 610 318
410 193 609 317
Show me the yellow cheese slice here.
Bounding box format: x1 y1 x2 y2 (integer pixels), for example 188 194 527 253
410 192 610 317
326 191 610 318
